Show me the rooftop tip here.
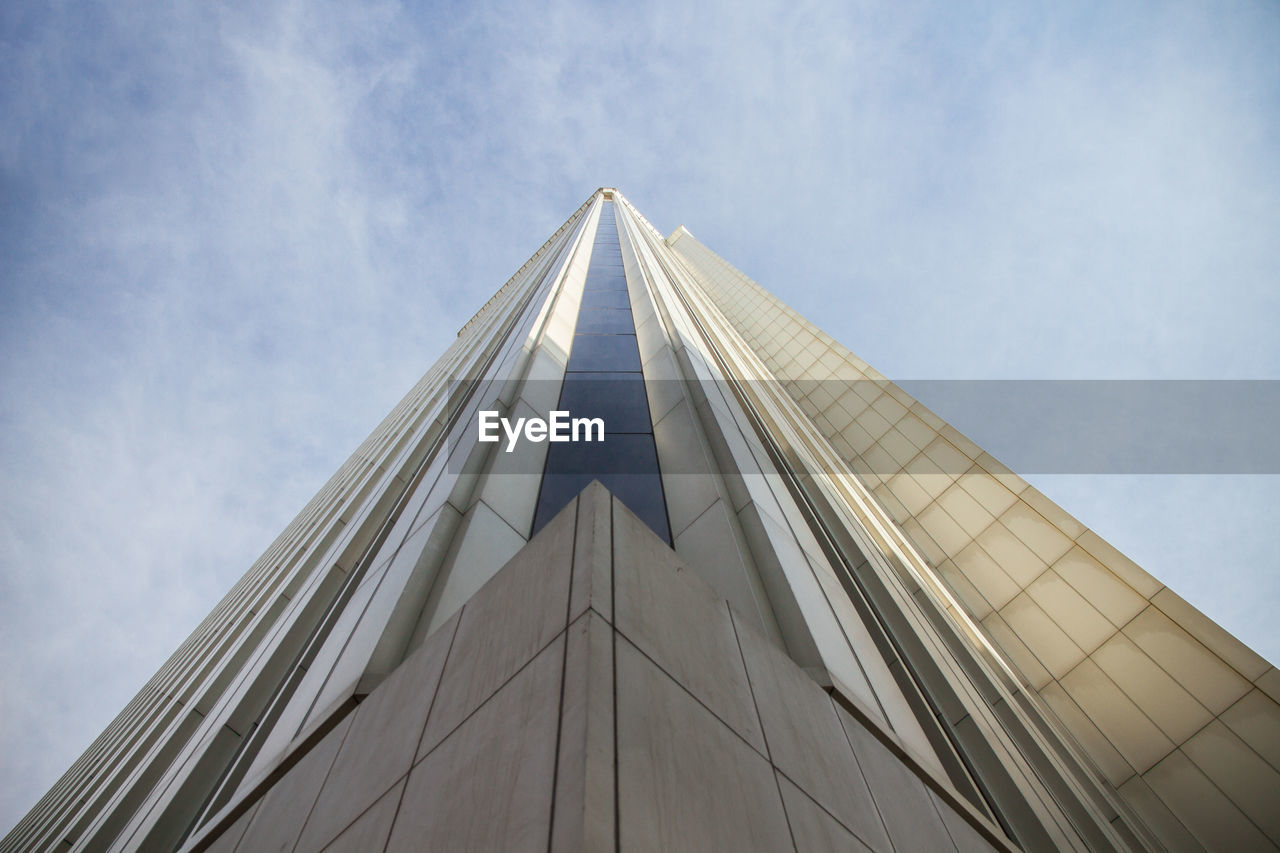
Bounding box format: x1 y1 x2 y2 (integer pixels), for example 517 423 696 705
666 224 694 245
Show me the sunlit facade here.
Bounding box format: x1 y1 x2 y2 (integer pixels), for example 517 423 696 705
6 188 1276 852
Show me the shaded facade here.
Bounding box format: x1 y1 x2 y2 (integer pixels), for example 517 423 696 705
6 189 1277 851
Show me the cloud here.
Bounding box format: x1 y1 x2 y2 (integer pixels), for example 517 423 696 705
1 0 1277 833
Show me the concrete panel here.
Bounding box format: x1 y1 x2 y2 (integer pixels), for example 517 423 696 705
653 399 720 537
929 791 1000 853
615 638 793 853
425 499 527 633
835 705 957 852
386 635 563 853
569 482 612 624
673 498 767 630
640 346 684 423
201 802 257 853
612 497 764 752
312 779 403 853
550 612 614 853
476 398 550 534
777 772 875 852
296 609 460 852
731 611 890 851
234 714 353 853
420 498 574 754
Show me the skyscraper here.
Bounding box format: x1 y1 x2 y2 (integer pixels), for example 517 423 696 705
6 188 1276 851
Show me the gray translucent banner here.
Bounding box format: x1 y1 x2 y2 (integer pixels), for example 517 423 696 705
898 380 1280 474
447 379 1280 475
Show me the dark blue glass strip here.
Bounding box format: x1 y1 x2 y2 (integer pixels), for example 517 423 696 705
532 201 672 542
566 334 641 372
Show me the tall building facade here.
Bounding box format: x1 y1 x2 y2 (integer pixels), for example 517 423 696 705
6 189 1277 852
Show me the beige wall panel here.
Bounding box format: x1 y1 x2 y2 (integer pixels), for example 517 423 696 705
1220 689 1280 772
1019 486 1087 539
998 502 1075 566
1092 634 1211 745
999 593 1086 679
974 522 1046 588
924 434 974 477
1050 545 1146 628
1258 668 1280 704
905 453 953 499
1026 569 1114 655
974 453 1028 495
981 612 1053 691
1181 720 1280 843
936 483 997 539
841 420 878 455
886 472 934 517
1143 749 1274 852
1124 606 1252 714
1116 774 1204 853
855 407 893 441
1039 680 1134 787
1075 529 1162 599
918 502 974 556
953 542 1021 610
862 443 898 479
874 483 916 525
902 518 949 568
1150 587 1270 682
937 558 995 621
879 426 920 468
895 411 937 451
956 466 1020 519
1060 659 1174 773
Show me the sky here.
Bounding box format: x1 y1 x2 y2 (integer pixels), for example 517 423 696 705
2 0 1278 834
